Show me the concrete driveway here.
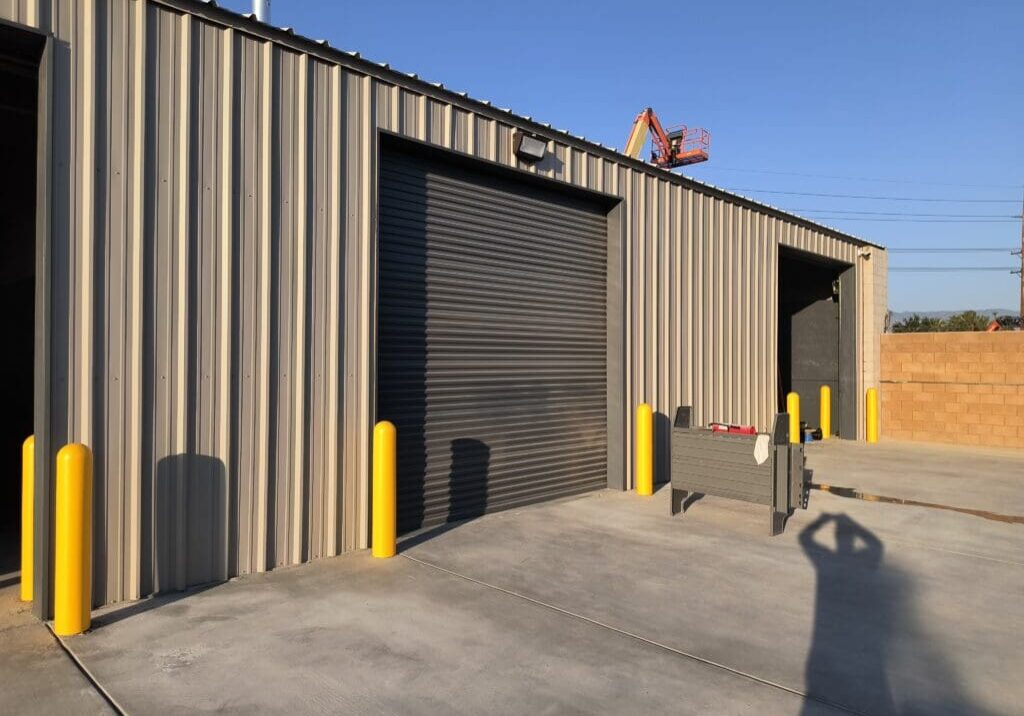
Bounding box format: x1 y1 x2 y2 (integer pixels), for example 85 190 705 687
57 441 1024 715
0 583 112 714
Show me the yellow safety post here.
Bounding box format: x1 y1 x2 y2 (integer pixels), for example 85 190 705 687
21 435 34 602
787 392 801 444
866 388 879 444
636 403 653 496
820 386 831 440
54 444 92 636
372 421 397 559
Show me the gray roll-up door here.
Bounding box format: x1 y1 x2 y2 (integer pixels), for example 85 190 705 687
378 146 608 534
837 264 857 438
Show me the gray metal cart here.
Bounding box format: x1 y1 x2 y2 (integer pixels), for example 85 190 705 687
669 407 808 536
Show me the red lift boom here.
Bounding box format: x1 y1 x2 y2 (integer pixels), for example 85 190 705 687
624 107 710 168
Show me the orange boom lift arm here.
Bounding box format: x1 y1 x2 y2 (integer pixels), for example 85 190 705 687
624 107 710 168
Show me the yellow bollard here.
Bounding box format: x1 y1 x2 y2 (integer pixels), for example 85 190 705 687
820 386 831 440
866 388 879 444
54 444 92 636
635 403 653 496
21 436 34 602
372 421 397 558
787 392 801 444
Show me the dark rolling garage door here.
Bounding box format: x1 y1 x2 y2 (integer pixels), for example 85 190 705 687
378 146 609 533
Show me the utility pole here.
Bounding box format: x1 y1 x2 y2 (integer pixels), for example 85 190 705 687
1019 190 1024 322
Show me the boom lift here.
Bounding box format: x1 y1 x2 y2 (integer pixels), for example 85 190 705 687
624 107 710 168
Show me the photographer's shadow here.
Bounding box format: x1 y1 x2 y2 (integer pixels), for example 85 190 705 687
799 512 980 715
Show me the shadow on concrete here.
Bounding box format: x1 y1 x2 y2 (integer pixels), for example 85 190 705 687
90 581 220 630
799 512 984 715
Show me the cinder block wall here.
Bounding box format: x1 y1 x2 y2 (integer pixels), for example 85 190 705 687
880 332 1024 448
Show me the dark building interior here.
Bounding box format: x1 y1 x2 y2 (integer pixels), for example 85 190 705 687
778 247 856 438
0 33 39 579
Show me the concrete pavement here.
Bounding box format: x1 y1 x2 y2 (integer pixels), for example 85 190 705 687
0 582 112 715
44 441 1024 714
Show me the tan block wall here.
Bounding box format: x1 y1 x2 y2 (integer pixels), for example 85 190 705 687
880 332 1024 448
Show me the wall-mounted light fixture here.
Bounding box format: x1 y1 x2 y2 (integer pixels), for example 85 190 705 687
513 130 546 163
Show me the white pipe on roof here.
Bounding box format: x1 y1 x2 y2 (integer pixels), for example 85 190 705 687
253 0 270 23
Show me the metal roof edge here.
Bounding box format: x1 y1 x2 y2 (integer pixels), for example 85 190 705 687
161 0 885 251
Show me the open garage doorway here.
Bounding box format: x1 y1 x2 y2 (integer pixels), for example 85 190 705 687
778 247 857 439
0 24 43 582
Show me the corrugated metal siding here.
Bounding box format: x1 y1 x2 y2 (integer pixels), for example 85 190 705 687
4 0 886 607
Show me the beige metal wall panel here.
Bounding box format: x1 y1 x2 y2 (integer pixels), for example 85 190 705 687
4 0 886 607
231 31 273 578
305 57 339 562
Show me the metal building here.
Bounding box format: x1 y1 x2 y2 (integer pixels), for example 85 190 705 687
0 0 887 618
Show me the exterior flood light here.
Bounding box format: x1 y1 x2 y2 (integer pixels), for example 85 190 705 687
513 131 546 163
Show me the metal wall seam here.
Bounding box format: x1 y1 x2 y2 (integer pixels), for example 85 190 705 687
659 178 671 479
324 61 342 557
317 59 335 560
461 107 474 158
339 68 360 553
217 24 233 580
763 214 772 426
255 35 273 572
306 58 325 560
768 225 780 429
97 0 120 604
748 211 756 424
725 203 735 422
683 188 693 416
126 0 145 600
173 9 190 591
290 50 308 568
714 198 725 421
190 16 228 587
748 211 759 426
669 182 681 452
356 70 374 550
623 168 632 486
737 207 747 423
270 44 288 569
702 197 712 423
856 250 866 439
77 0 95 449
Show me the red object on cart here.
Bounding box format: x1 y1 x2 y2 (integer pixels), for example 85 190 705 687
710 422 757 435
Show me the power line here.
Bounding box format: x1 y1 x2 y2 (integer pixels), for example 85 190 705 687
801 217 1020 223
722 188 1019 203
889 267 1018 272
789 209 1020 217
887 247 1019 253
703 167 1023 190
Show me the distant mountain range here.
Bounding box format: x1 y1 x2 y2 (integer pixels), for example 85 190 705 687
889 308 1018 321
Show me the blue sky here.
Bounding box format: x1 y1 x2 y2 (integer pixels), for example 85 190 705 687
223 0 1023 313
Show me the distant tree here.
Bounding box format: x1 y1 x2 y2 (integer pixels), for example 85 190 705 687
943 310 991 332
891 314 945 333
889 310 1017 333
994 314 1024 330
